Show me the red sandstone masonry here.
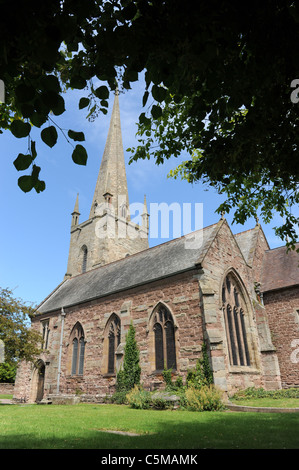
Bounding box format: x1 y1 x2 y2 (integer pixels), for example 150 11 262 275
14 270 204 401
264 286 299 388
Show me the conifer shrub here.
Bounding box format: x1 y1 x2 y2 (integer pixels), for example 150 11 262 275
114 322 141 402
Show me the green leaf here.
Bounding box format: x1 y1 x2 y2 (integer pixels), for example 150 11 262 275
70 75 86 90
72 144 88 165
139 112 151 126
10 120 31 138
79 97 90 109
68 129 85 141
122 3 137 20
95 85 109 100
70 75 86 89
124 69 138 82
41 126 58 148
34 179 46 193
142 91 149 107
41 91 65 116
20 103 34 118
31 140 37 159
30 112 48 128
51 95 65 116
18 175 34 193
151 105 162 119
31 164 41 182
152 85 166 103
13 153 33 171
41 75 61 93
15 84 35 103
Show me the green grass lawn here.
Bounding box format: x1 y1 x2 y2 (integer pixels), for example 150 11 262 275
231 397 299 408
0 403 298 449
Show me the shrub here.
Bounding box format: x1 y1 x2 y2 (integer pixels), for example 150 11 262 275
151 397 170 410
116 322 141 392
185 385 225 411
162 367 173 388
162 367 184 391
174 375 183 389
126 385 151 409
232 387 299 401
111 390 128 405
186 342 213 389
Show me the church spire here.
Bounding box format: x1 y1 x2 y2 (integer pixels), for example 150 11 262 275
65 91 148 279
89 91 130 219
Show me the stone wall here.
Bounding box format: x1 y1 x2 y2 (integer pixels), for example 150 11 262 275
199 221 269 396
14 269 205 402
0 383 14 394
264 286 299 388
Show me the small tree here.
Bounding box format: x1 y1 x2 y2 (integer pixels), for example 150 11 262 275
116 322 141 392
0 363 16 383
0 287 42 380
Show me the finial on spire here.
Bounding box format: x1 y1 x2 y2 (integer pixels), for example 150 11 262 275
142 194 150 232
71 193 80 226
220 211 225 220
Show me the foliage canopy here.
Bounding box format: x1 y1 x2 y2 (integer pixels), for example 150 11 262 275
1 1 299 246
0 287 42 366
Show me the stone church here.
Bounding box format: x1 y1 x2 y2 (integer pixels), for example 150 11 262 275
14 92 299 403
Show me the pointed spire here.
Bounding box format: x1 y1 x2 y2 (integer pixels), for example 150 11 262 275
71 193 80 226
89 91 130 219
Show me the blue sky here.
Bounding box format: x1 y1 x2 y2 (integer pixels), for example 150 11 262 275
0 78 287 307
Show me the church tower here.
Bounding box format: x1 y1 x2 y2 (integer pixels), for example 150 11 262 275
64 91 149 279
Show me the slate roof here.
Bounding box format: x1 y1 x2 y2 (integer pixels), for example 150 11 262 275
261 245 299 292
37 222 220 314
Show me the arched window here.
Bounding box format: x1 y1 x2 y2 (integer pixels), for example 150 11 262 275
222 274 251 367
70 323 85 375
82 246 88 273
107 315 121 374
152 304 176 371
121 204 127 218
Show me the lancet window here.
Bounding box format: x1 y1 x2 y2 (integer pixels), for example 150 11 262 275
70 323 85 375
222 274 251 367
107 315 121 374
152 304 176 371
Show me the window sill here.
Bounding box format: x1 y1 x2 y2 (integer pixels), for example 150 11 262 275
66 374 84 379
229 366 260 374
151 369 177 376
103 373 116 378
